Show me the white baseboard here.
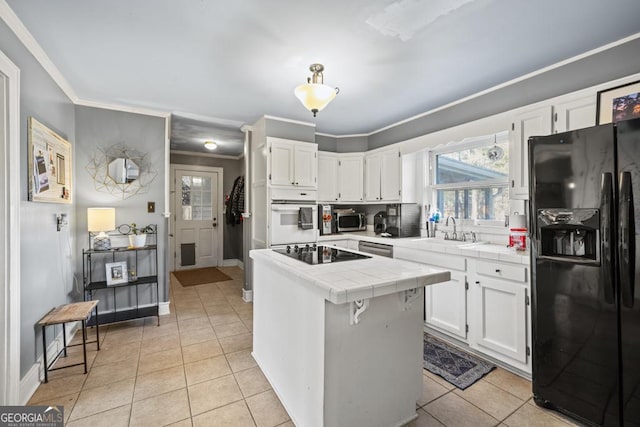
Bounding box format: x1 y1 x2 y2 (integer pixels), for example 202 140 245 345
238 260 244 270
159 301 170 315
20 321 80 405
222 258 240 267
19 363 41 405
242 289 253 302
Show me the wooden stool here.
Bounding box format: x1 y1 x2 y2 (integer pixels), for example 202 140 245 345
38 300 100 383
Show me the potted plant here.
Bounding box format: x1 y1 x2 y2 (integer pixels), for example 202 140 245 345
128 223 154 248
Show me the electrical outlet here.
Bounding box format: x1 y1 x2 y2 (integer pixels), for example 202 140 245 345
147 201 155 213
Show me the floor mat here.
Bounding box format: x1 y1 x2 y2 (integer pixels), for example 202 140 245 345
172 267 232 286
423 333 495 389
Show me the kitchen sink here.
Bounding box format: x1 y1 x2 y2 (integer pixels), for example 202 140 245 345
410 238 487 248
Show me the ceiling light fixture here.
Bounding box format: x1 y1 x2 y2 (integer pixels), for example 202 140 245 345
294 63 339 117
204 141 217 150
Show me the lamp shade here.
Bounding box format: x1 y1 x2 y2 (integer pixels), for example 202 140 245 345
87 208 115 232
294 83 338 116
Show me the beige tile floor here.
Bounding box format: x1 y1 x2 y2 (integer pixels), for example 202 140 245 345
29 266 583 426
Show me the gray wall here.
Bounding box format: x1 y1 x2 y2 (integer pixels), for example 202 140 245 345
0 19 77 378
170 153 244 261
75 106 168 308
265 118 315 143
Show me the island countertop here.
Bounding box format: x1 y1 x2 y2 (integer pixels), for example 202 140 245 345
249 248 451 304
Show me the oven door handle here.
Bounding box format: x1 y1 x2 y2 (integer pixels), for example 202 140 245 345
271 206 317 212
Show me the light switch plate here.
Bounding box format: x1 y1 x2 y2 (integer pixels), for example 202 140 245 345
147 201 155 213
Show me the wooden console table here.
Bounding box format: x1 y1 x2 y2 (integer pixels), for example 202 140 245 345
38 300 100 383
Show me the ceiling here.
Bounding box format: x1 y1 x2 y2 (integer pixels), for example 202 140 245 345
6 0 640 156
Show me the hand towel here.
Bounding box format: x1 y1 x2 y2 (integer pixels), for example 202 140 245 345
298 207 313 230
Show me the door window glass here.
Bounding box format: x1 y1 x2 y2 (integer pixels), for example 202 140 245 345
181 174 213 221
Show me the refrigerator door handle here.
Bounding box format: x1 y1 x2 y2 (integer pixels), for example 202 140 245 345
618 171 635 308
601 173 615 304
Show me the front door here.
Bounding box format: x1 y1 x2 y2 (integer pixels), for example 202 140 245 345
174 168 220 269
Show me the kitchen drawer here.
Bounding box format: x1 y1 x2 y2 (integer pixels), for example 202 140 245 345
394 247 466 271
476 259 527 283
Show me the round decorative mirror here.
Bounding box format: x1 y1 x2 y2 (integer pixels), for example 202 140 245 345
86 143 157 199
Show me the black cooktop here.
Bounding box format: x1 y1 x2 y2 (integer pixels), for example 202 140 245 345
273 245 371 265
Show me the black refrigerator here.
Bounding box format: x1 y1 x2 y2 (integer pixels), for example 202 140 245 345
529 117 640 426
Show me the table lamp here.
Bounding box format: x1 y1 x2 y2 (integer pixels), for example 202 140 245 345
87 207 115 250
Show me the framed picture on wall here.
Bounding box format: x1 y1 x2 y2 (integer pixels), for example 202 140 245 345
27 117 72 203
596 80 640 124
105 261 128 286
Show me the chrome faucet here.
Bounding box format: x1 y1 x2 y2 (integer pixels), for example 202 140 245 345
445 216 457 241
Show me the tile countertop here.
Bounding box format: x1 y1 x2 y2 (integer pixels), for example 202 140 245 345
249 249 451 305
318 231 530 265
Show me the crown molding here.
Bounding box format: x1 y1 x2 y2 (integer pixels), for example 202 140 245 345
170 149 243 160
315 131 369 139
262 115 316 128
75 98 170 118
0 0 79 103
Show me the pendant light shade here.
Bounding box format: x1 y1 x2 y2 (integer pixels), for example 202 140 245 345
294 64 339 117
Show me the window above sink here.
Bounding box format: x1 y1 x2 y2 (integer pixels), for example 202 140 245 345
429 131 509 223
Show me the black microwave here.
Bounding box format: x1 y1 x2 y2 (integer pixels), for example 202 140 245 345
335 211 366 232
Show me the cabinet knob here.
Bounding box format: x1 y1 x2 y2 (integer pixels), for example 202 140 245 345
495 269 501 273
475 281 480 285
511 180 515 187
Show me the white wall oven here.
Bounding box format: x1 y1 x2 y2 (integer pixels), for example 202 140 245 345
270 203 318 246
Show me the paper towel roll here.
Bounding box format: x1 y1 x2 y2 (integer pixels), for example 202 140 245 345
509 213 526 228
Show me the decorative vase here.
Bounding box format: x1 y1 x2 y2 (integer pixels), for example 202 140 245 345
129 234 147 248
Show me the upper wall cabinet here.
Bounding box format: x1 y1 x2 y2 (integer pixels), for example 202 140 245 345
365 148 401 202
553 93 597 134
268 137 317 189
318 152 339 201
509 93 597 200
509 105 553 199
339 154 364 201
318 152 364 202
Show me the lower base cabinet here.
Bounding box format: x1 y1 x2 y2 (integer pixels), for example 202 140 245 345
471 274 528 364
425 270 467 340
395 246 531 374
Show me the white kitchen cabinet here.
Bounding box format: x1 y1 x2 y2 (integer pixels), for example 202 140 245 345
364 148 401 202
318 152 339 201
317 152 364 202
553 94 597 133
509 105 553 199
394 247 467 340
268 137 317 189
470 259 529 365
425 270 467 339
338 155 364 201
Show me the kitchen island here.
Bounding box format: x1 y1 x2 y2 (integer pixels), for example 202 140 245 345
250 247 451 427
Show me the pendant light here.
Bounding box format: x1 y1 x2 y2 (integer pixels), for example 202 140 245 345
204 141 217 150
487 134 504 161
294 64 339 117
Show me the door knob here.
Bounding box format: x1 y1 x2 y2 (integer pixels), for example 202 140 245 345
213 223 217 227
